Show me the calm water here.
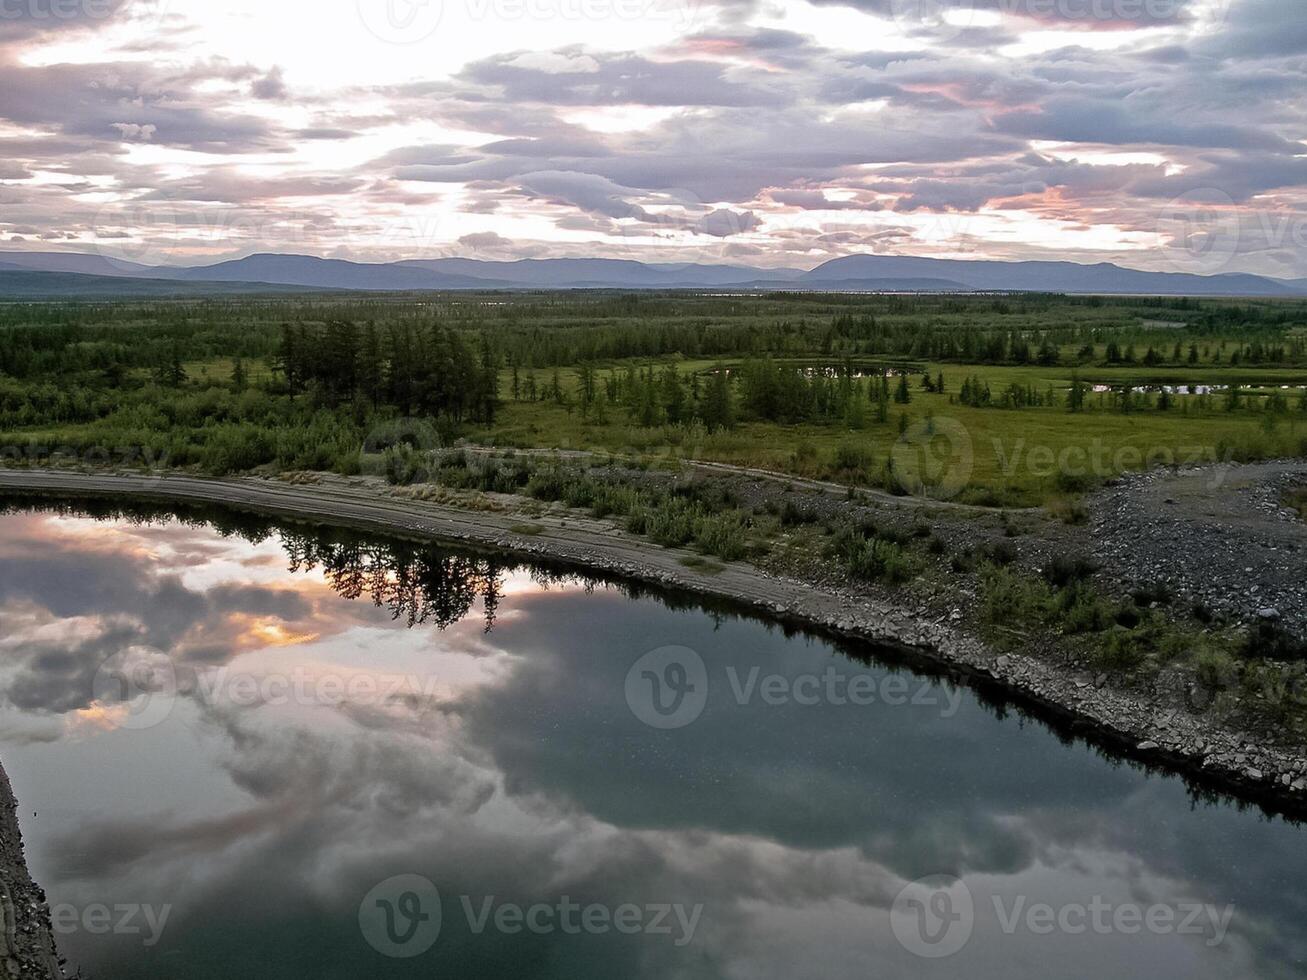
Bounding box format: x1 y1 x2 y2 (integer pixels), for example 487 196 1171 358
0 503 1305 979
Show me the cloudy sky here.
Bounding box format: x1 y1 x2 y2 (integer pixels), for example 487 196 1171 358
1 0 1305 275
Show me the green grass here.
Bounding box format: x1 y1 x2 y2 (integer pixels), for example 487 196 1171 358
476 359 1307 507
4 293 1306 508
678 554 726 575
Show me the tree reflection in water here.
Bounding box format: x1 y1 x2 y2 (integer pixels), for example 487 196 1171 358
0 495 602 633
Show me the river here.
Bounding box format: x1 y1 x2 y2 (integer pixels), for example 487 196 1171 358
0 502 1303 978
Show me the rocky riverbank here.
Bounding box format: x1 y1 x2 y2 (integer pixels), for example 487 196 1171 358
0 465 1304 819
0 760 64 979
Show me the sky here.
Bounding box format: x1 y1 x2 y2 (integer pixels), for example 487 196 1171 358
0 0 1305 276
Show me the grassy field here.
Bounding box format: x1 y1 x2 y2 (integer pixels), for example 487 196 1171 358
477 355 1307 506
1 291 1305 507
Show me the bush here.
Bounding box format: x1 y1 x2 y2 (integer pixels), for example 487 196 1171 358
1046 496 1089 525
383 443 429 485
694 511 749 561
524 468 569 501
829 529 920 585
1044 555 1097 588
1131 582 1173 607
950 549 977 574
1054 470 1097 494
1242 622 1307 662
779 499 819 527
1058 584 1112 634
1194 646 1236 694
832 442 870 473
980 566 1052 626
562 478 596 509
1092 629 1148 672
644 496 700 547
986 540 1018 566
590 484 639 519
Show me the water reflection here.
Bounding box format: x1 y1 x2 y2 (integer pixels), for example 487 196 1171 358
0 501 1303 979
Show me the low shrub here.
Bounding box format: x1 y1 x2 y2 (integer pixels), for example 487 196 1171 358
1242 621 1307 663
980 566 1052 626
1043 555 1098 588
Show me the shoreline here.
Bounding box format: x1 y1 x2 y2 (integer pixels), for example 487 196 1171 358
0 467 1305 819
0 758 63 978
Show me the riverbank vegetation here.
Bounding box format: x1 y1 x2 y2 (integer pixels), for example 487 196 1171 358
0 291 1305 507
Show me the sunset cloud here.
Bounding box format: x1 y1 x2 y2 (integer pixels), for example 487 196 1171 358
0 0 1302 276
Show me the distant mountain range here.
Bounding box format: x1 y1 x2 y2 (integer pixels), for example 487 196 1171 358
0 249 1303 298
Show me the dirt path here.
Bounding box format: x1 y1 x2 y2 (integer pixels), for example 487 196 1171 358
453 444 1034 513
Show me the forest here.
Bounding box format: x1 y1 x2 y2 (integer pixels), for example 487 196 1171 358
0 290 1305 504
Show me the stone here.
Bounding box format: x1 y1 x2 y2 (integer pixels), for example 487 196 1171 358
1137 741 1159 751
1257 607 1282 621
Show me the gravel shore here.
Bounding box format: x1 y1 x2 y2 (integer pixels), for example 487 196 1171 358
0 465 1304 822
0 761 64 979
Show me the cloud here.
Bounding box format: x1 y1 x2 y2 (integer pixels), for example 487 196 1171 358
0 0 1303 275
251 65 287 100
458 230 514 251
